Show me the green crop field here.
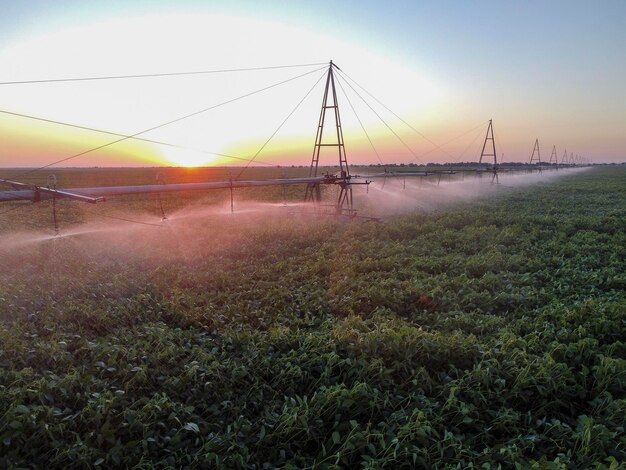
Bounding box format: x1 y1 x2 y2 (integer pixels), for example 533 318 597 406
1 166 625 468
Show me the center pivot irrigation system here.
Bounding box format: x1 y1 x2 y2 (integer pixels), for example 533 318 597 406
0 61 588 232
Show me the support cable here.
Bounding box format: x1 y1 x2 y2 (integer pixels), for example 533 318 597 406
0 109 278 167
335 70 425 163
1 204 165 235
491 124 507 165
336 69 456 160
410 120 490 164
338 66 489 165
0 62 328 86
334 75 387 170
10 65 327 181
452 123 489 163
89 213 166 228
234 69 327 180
80 203 167 227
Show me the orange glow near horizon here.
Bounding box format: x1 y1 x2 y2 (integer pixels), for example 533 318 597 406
0 116 504 168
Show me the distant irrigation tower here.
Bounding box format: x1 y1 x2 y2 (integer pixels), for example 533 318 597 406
478 119 499 184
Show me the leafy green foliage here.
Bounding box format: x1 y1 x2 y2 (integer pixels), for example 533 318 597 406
1 167 625 468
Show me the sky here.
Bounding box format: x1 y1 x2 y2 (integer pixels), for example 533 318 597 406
0 0 624 168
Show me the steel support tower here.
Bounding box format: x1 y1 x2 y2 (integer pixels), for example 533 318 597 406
549 145 558 165
478 119 499 184
529 138 542 173
530 139 542 164
304 61 354 215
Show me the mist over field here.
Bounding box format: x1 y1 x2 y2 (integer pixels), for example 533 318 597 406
357 167 589 216
0 167 588 259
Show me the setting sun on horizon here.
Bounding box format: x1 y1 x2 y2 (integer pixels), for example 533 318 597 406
160 148 222 168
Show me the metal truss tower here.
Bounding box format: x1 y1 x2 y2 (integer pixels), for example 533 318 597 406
530 139 542 164
304 61 354 215
549 145 558 165
478 119 499 184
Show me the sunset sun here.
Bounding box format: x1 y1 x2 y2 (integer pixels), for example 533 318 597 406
162 147 219 167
